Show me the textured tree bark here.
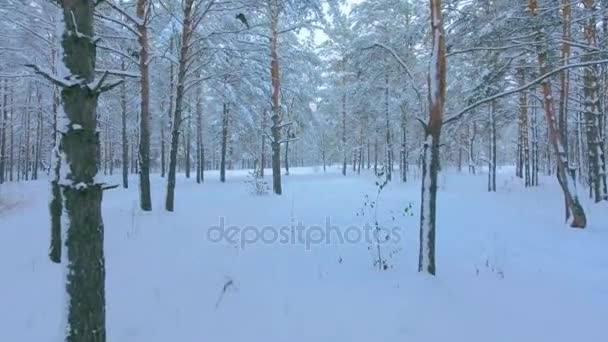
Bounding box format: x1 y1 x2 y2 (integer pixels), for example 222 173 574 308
531 97 539 186
270 1 282 194
468 123 476 174
418 0 446 276
166 0 194 211
185 107 191 179
374 135 378 174
518 68 531 187
529 0 587 228
47 47 62 256
260 110 266 177
137 0 152 211
120 79 128 189
558 0 572 215
24 89 31 181
385 74 392 181
54 0 106 339
285 130 290 175
196 81 203 184
401 110 407 182
357 125 363 175
8 86 13 182
32 90 42 180
220 102 228 183
0 79 7 184
341 91 347 176
162 38 175 179
582 0 608 202
488 102 496 192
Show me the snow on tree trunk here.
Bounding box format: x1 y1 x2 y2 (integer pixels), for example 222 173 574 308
120 78 128 189
518 67 531 187
528 0 587 228
342 90 347 176
53 1 106 339
137 0 152 211
385 74 393 181
488 102 496 192
582 0 608 202
196 79 203 184
260 110 266 177
401 108 407 182
185 104 191 179
418 0 446 276
468 123 476 174
0 79 7 184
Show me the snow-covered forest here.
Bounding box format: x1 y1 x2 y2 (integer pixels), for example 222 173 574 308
0 0 607 341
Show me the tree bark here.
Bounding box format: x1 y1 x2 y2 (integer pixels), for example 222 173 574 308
518 68 531 187
270 2 282 194
582 0 608 202
385 74 392 181
260 110 267 177
529 0 587 227
220 102 228 183
8 86 13 182
196 81 203 184
488 102 497 192
418 0 446 276
137 0 152 211
120 78 128 189
558 0 572 214
166 0 194 211
55 1 106 339
0 79 7 184
342 91 347 176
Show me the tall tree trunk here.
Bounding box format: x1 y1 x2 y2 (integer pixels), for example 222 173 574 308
285 130 290 175
270 2 282 194
341 91 347 176
529 0 587 227
374 135 378 174
53 2 106 339
385 74 392 181
558 0 572 214
358 125 363 175
582 0 608 202
24 88 31 181
401 109 407 182
120 79 128 189
49 64 62 263
419 0 446 276
185 105 191 179
33 90 42 180
518 68 531 187
166 0 194 212
137 0 152 210
468 123 476 174
531 95 539 186
488 102 497 192
196 81 203 184
162 38 175 179
220 102 228 183
8 86 13 182
0 79 7 184
260 110 266 177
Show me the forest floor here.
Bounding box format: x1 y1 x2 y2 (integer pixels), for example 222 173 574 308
1 166 607 341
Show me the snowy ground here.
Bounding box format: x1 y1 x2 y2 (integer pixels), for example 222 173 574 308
1 166 607 342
